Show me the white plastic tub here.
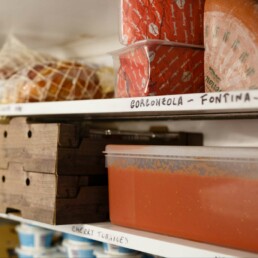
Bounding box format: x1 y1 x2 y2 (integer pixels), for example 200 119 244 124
63 239 96 258
15 247 62 258
95 250 142 258
15 224 54 250
63 233 97 245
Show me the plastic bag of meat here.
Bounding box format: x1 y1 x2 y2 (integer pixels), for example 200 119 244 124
0 35 55 102
0 35 54 80
120 0 205 45
2 61 114 103
0 36 114 103
112 40 204 97
204 0 258 92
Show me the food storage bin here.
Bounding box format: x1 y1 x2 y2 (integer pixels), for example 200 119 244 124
94 250 142 258
112 40 204 98
63 233 96 245
15 247 61 258
120 0 205 45
105 145 258 253
15 224 54 250
62 239 96 258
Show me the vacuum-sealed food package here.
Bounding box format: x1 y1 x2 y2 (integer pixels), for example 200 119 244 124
2 61 114 103
113 41 204 97
0 36 114 103
0 35 54 80
120 0 205 45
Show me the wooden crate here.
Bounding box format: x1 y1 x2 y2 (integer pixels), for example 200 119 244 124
0 117 109 224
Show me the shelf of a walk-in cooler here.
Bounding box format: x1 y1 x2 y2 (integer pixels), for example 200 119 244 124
1 90 258 120
0 213 257 258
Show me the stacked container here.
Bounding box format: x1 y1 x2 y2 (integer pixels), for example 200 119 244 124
62 233 101 258
113 0 205 98
14 226 166 258
95 243 161 258
15 223 64 258
97 243 141 257
61 234 153 258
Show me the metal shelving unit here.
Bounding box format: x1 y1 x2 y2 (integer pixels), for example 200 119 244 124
1 91 258 257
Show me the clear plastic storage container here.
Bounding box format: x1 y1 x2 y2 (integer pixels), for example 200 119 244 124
112 40 204 98
105 145 258 253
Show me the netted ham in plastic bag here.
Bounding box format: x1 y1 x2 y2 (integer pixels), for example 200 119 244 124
3 61 114 103
0 36 55 103
0 35 54 80
0 36 114 103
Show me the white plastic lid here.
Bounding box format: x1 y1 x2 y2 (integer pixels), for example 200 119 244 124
15 247 58 256
62 239 95 249
94 250 142 258
105 145 258 160
16 224 53 234
110 39 204 56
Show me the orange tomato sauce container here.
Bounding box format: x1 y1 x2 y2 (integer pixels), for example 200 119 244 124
105 145 258 253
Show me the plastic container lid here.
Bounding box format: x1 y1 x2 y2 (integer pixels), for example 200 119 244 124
62 239 99 250
110 40 204 56
17 224 53 234
103 243 137 255
94 250 142 258
62 239 96 257
105 145 258 160
15 247 58 258
63 233 96 244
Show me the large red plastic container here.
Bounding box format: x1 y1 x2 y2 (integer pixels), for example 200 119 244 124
105 145 258 253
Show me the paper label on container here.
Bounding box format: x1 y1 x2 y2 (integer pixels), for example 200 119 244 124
176 0 186 9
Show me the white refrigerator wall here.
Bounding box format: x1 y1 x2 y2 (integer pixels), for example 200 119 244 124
0 0 121 64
